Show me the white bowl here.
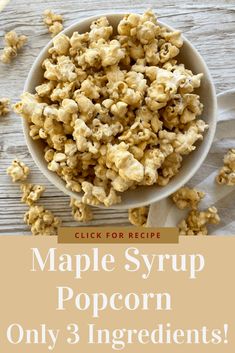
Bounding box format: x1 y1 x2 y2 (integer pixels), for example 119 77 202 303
23 13 217 209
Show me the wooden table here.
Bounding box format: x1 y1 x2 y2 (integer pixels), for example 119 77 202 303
0 0 234 234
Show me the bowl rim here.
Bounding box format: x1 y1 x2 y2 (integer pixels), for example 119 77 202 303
23 12 217 209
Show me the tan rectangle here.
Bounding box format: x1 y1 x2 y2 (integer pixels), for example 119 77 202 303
58 226 179 243
0 236 234 352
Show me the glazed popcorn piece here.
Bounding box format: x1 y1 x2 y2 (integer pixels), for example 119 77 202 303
172 187 205 210
13 92 46 125
157 152 182 186
15 10 207 206
89 16 113 42
178 206 220 236
141 148 165 185
82 181 121 207
43 9 64 37
173 120 208 155
1 31 27 64
0 98 10 116
216 149 235 186
24 205 60 236
70 198 93 222
107 142 144 183
128 206 149 226
7 159 30 182
21 183 45 206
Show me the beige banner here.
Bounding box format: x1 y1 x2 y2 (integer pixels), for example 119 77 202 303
0 236 234 352
58 227 179 243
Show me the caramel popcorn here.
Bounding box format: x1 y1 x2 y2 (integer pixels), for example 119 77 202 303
107 142 144 183
21 183 45 206
216 149 235 186
70 198 93 222
15 10 206 207
1 31 27 64
24 205 60 235
7 159 30 182
82 181 121 207
0 98 10 116
43 9 64 37
178 206 220 236
128 206 149 226
172 187 205 210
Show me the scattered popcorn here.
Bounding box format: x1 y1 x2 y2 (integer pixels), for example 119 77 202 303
7 159 30 182
172 187 205 210
24 205 60 235
216 149 235 186
21 183 45 206
1 31 27 64
178 206 220 235
15 10 206 206
70 198 93 222
128 206 149 226
0 98 10 116
43 9 64 37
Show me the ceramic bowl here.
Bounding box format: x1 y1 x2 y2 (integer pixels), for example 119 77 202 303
23 13 217 209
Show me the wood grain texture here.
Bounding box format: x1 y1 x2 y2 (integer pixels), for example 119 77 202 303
0 0 235 234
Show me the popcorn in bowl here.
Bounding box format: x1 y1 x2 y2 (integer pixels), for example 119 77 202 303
14 10 208 208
